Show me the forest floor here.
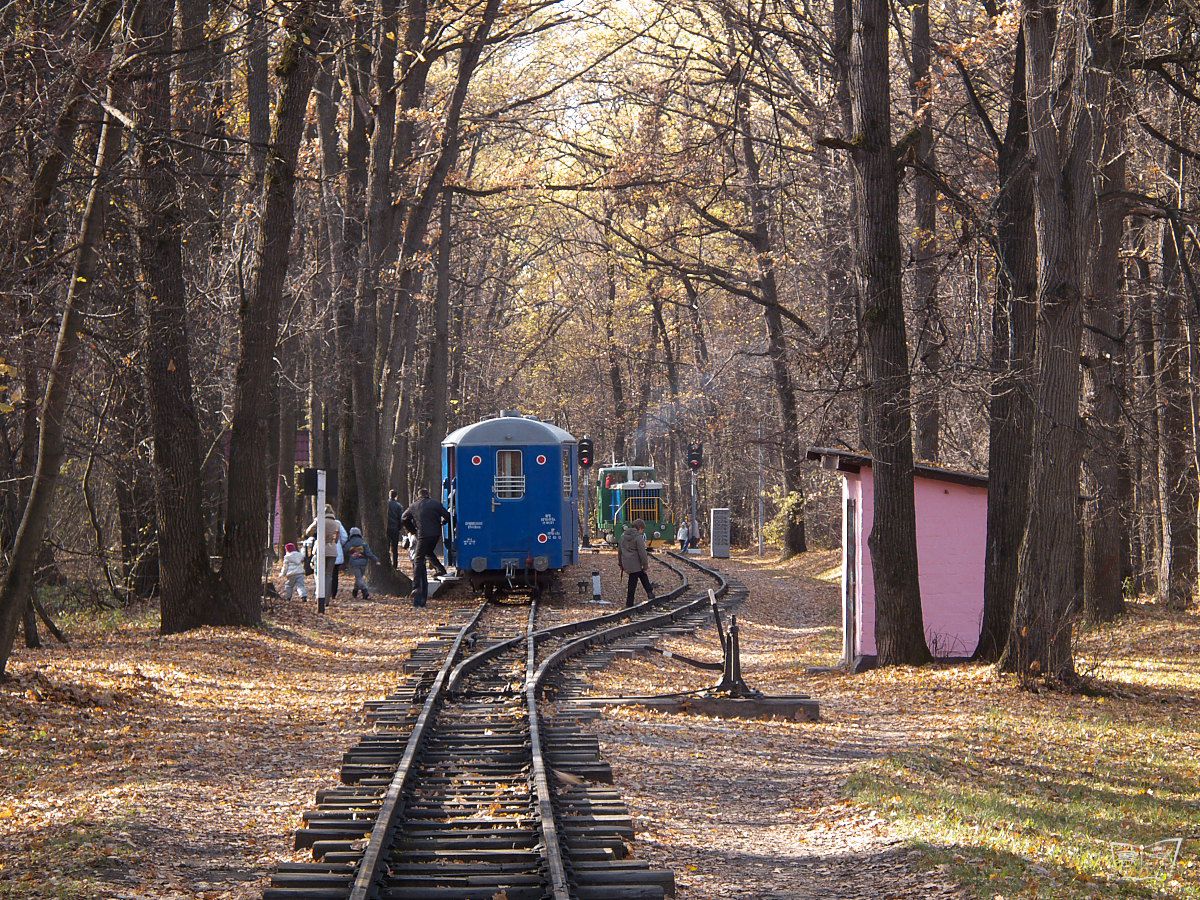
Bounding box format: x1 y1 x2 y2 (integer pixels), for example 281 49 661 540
575 549 1200 900
0 550 1196 899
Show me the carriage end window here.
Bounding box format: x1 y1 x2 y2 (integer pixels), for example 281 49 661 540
562 448 572 497
495 450 525 498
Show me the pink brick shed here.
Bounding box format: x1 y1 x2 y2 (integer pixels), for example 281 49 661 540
807 448 989 670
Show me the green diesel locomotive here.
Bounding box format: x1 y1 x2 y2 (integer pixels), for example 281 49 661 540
593 464 676 548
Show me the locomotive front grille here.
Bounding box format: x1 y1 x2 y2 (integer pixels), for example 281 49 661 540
627 492 660 522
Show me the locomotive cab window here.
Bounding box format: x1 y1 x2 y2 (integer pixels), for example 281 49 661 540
495 450 525 499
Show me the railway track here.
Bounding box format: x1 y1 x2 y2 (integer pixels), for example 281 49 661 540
265 552 733 900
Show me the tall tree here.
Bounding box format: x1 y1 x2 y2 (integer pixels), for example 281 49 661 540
976 28 1038 663
1154 185 1197 610
1000 0 1093 683
909 0 942 461
0 13 131 675
131 0 226 631
219 0 333 618
418 193 455 494
1080 0 1153 622
723 55 808 556
846 0 930 665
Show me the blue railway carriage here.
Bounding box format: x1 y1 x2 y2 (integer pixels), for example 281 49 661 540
442 411 579 598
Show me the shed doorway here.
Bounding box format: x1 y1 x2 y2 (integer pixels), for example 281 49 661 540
844 497 857 668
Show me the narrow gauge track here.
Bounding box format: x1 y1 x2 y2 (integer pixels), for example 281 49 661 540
265 552 730 900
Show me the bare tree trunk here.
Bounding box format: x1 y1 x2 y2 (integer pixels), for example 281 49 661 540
1000 0 1088 683
278 344 300 548
733 73 807 556
909 0 941 461
348 0 410 592
978 29 1037 662
829 0 864 448
0 65 127 676
377 0 503 458
112 369 159 600
847 0 929 665
419 194 454 494
1130 221 1159 595
316 67 359 526
1081 11 1130 623
1156 202 1198 609
132 0 225 633
220 1 331 618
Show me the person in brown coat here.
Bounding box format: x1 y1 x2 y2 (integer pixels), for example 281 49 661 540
618 519 654 608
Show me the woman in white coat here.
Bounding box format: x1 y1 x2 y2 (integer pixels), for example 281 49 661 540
304 504 348 601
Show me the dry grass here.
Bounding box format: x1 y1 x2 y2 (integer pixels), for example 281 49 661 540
847 599 1200 899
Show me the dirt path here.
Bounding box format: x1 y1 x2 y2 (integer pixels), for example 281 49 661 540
0 585 453 899
574 550 965 898
1 551 960 899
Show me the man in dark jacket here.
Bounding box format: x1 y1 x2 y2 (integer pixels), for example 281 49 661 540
386 489 404 568
402 488 450 607
618 519 655 608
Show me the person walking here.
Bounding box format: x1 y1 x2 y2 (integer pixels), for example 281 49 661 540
386 489 404 569
676 517 690 554
343 527 380 599
619 519 655 608
402 487 450 607
278 542 308 600
305 504 347 603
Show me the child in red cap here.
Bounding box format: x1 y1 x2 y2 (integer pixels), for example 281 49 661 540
279 542 308 600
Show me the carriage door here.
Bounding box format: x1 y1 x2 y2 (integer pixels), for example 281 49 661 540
562 448 576 553
443 449 456 567
491 449 528 554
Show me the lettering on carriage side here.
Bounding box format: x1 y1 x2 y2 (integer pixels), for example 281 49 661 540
461 537 477 547
465 521 483 529
540 513 556 526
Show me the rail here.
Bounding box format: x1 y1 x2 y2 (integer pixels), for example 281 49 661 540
445 553 689 693
525 602 571 900
531 552 728 695
344 551 727 899
347 600 489 900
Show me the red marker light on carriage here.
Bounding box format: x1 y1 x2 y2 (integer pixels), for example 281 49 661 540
538 533 548 544
471 455 482 465
536 454 547 465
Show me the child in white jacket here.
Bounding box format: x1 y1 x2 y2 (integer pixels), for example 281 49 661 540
279 542 308 600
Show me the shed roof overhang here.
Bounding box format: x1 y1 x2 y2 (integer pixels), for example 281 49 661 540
806 447 988 489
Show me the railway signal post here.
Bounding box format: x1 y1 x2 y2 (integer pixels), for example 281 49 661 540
687 442 703 550
579 435 594 547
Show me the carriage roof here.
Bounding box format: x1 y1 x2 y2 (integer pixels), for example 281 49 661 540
443 411 575 448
